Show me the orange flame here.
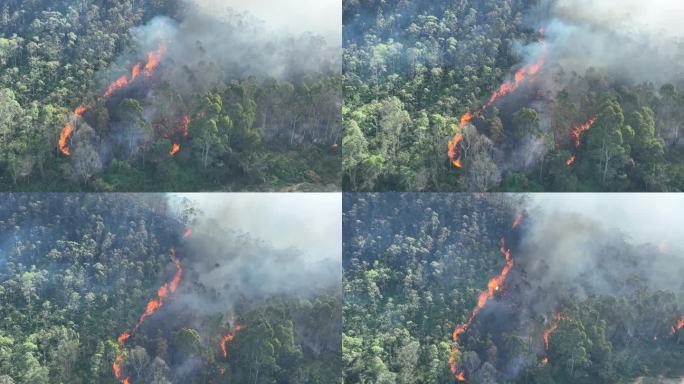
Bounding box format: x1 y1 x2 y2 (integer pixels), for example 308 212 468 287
59 105 88 156
672 317 684 335
540 312 571 365
220 325 244 359
144 42 167 76
183 228 193 238
449 35 547 170
449 215 522 381
570 117 597 148
103 41 167 98
112 248 183 383
170 143 180 156
448 133 464 168
566 155 576 166
59 122 75 156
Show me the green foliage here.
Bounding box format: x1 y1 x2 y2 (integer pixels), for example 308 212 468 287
343 0 684 191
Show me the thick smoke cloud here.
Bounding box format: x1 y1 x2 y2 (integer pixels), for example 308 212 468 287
530 0 684 85
123 1 339 97
168 193 341 315
515 193 684 317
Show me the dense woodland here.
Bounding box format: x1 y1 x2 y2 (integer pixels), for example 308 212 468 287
0 194 341 383
342 0 684 191
0 0 340 191
343 194 684 383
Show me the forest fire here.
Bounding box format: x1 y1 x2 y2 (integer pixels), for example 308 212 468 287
112 247 183 383
104 42 167 98
566 117 597 166
672 317 684 335
220 325 244 359
449 215 522 381
58 105 87 156
170 143 181 156
449 32 547 169
541 313 571 364
183 227 193 238
448 132 464 168
60 42 167 156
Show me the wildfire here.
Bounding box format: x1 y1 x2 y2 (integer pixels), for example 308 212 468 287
170 143 181 156
58 105 87 156
448 132 464 168
112 248 183 383
449 214 522 381
449 32 548 169
672 317 684 335
570 117 597 148
220 325 244 359
540 313 571 365
183 228 193 238
566 117 597 166
61 42 167 155
104 42 167 98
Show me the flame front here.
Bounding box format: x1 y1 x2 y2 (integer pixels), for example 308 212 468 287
104 42 167 98
112 247 183 383
58 105 87 156
170 143 180 156
449 32 547 169
566 117 597 166
220 325 244 359
183 228 193 238
60 42 167 154
448 132 464 168
449 215 522 381
541 313 570 364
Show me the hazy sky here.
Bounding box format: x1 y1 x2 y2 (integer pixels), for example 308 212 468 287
173 193 341 263
190 0 341 46
531 194 684 251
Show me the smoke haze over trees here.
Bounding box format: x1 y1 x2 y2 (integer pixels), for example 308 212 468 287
342 0 684 192
0 0 341 191
0 193 341 383
343 193 684 383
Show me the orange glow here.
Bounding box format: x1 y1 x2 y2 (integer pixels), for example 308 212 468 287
59 122 75 156
144 42 167 76
220 325 244 359
450 33 547 171
672 317 684 335
512 213 523 229
103 41 167 98
566 155 576 166
542 312 570 366
74 105 87 116
570 117 597 148
449 215 522 381
183 228 193 238
170 143 180 156
541 356 548 365
113 248 183 383
448 133 464 168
